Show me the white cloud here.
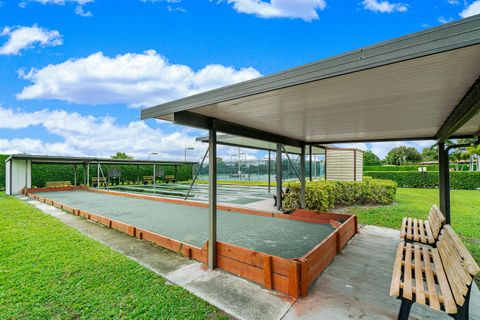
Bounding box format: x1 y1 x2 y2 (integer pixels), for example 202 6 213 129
19 0 93 17
16 50 261 107
224 0 327 21
0 107 210 159
438 16 453 24
0 25 62 55
460 1 480 17
362 0 408 13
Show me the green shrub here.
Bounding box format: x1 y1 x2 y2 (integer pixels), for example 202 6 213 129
364 171 480 190
283 178 397 212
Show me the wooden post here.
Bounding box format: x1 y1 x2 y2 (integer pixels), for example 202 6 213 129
263 255 273 289
288 260 301 298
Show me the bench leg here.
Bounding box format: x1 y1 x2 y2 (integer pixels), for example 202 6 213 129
451 285 471 320
397 299 413 320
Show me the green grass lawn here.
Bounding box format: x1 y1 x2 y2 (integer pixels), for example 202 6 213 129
0 193 228 320
348 188 480 282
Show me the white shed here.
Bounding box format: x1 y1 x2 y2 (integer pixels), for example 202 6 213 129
5 156 32 195
325 148 363 182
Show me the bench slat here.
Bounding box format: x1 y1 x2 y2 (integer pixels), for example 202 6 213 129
424 220 435 244
406 218 413 240
400 217 407 239
418 219 426 243
413 218 419 241
414 245 426 305
403 243 413 300
422 246 440 310
390 242 404 297
431 249 457 314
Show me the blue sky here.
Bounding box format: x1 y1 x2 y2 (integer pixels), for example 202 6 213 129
0 0 479 161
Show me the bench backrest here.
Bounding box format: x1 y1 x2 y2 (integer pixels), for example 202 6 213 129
91 177 106 182
143 176 154 180
46 181 72 187
438 225 480 307
427 205 445 239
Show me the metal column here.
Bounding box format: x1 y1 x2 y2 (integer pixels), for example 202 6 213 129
86 163 90 186
309 145 313 181
268 150 271 193
276 143 283 211
153 163 156 191
300 144 306 209
97 162 100 189
73 164 77 186
439 142 451 224
208 120 217 269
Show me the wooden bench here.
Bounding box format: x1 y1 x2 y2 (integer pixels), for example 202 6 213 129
46 181 72 188
400 205 445 245
143 176 154 184
165 175 176 183
390 225 479 319
91 177 107 187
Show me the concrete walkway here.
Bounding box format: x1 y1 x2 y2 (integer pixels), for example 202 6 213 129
22 196 480 320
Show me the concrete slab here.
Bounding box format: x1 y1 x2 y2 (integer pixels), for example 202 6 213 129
184 270 294 320
21 196 480 320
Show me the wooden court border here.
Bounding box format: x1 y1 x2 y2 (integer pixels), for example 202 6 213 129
27 186 358 298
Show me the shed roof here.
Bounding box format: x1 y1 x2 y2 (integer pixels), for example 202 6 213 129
142 15 480 146
5 154 196 166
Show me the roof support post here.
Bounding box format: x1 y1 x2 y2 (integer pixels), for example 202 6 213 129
153 163 156 192
300 144 306 209
276 143 283 211
438 142 451 224
268 150 271 193
86 163 90 186
309 145 313 182
73 164 77 186
97 162 100 189
208 119 217 269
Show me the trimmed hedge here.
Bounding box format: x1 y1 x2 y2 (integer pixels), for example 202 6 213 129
364 164 476 172
0 154 7 190
364 171 480 190
283 178 397 212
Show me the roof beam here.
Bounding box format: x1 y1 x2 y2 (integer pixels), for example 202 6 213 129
174 111 305 148
436 77 480 142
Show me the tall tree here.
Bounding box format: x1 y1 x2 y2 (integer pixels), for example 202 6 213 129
111 152 134 160
421 146 438 162
385 146 422 165
363 150 382 166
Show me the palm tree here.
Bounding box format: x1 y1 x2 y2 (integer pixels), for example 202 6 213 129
457 138 477 171
466 145 480 172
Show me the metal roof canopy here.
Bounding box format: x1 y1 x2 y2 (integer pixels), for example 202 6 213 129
5 154 196 166
195 134 327 155
141 16 480 270
142 15 480 145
